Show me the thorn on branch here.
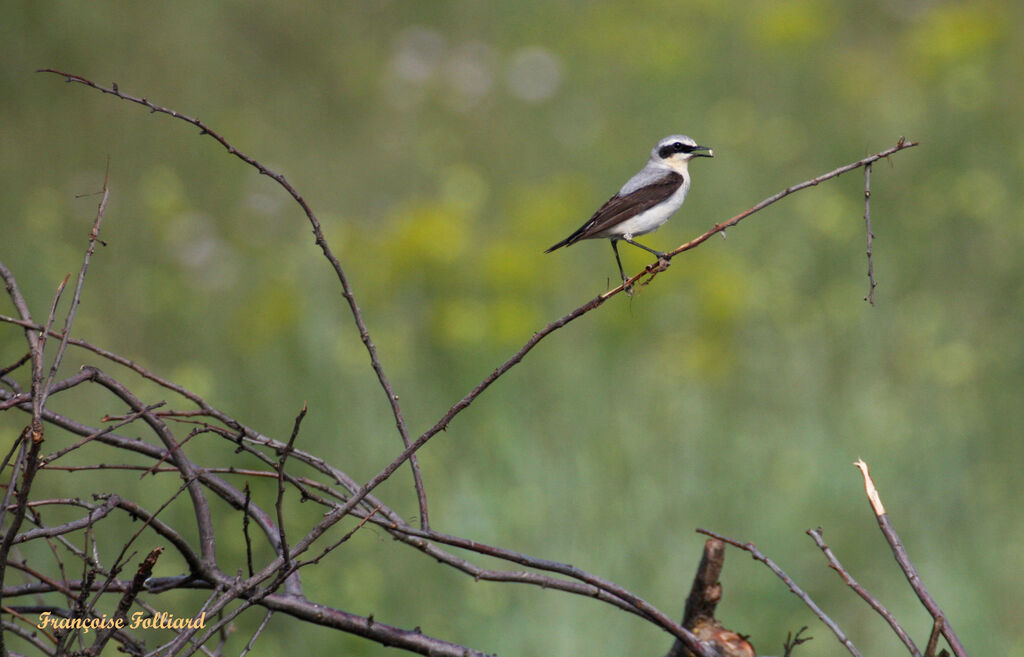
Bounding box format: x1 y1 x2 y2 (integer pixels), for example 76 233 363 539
863 163 876 305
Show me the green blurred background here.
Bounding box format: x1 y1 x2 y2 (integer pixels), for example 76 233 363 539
2 1 1022 655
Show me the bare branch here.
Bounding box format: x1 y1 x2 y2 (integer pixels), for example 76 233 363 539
274 403 307 575
807 527 921 657
238 610 274 657
925 616 945 657
782 626 812 657
0 425 44 657
10 496 120 545
38 163 110 412
854 460 966 657
863 163 877 304
697 528 862 657
88 547 163 656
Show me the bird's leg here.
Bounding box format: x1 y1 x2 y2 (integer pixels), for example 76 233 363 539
610 240 632 295
623 236 671 269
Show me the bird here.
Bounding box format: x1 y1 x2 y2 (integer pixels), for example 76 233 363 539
546 134 713 291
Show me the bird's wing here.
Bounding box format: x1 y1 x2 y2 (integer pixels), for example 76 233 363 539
545 171 683 251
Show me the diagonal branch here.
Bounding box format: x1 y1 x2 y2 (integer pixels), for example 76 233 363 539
855 460 966 657
807 527 921 657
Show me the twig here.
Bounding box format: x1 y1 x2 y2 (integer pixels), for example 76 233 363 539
32 273 69 427
88 547 163 656
139 422 205 478
925 616 945 657
0 260 44 371
696 528 862 657
863 163 876 304
0 352 31 379
807 527 920 657
294 504 383 569
274 403 307 574
39 162 110 412
42 402 165 465
782 626 812 657
0 425 44 657
854 460 966 657
239 610 274 657
11 496 120 545
243 484 255 578
0 434 27 543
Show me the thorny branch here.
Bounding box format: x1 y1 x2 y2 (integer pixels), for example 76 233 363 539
863 163 877 304
0 69 939 657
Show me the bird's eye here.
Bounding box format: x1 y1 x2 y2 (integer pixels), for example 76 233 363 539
659 141 695 159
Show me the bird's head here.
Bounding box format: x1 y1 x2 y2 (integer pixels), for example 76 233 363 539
652 134 713 172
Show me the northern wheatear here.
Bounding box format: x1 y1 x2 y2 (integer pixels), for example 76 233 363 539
546 134 713 290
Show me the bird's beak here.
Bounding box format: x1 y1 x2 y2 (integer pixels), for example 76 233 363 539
693 145 714 158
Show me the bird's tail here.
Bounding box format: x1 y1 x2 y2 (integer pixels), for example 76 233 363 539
544 239 568 253
544 230 584 253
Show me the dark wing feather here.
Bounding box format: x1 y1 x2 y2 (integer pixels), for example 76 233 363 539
545 171 683 252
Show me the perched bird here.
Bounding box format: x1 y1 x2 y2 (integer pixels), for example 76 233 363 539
546 134 713 290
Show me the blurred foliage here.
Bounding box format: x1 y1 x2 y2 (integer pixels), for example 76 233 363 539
2 1 1023 655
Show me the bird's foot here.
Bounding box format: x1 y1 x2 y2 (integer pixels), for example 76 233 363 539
647 256 671 273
